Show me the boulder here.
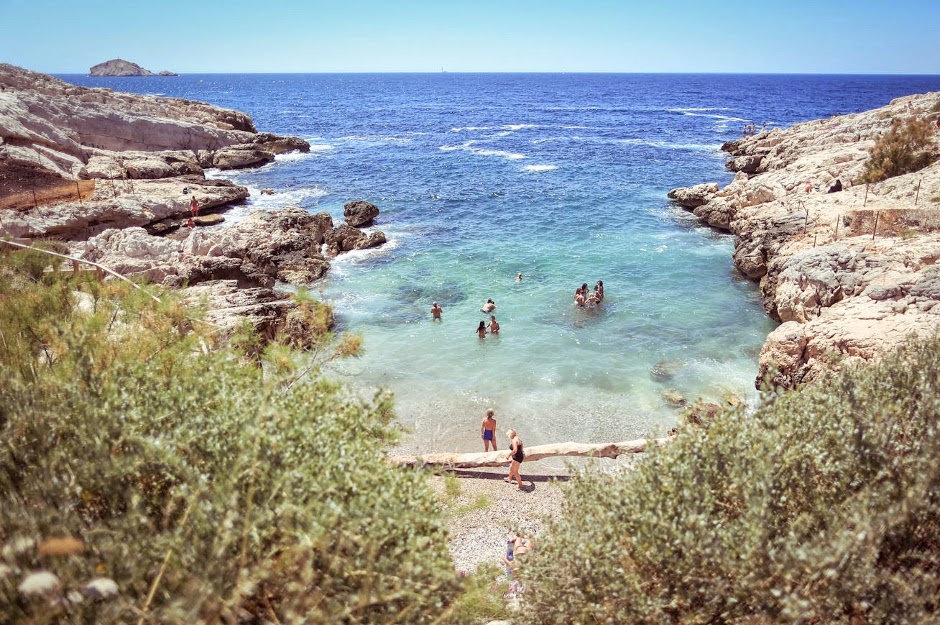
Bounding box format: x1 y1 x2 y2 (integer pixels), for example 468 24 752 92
667 183 718 209
344 200 380 227
182 280 297 341
211 146 275 170
324 223 386 254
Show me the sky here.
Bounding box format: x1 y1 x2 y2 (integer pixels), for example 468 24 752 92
1 0 938 74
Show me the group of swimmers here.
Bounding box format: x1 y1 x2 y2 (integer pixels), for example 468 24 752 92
574 280 604 308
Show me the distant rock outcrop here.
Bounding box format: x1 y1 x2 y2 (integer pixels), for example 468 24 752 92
668 91 940 388
89 59 177 77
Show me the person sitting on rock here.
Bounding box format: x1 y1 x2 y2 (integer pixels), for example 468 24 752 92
827 179 843 193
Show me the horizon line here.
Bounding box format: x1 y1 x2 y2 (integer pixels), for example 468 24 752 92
49 70 940 77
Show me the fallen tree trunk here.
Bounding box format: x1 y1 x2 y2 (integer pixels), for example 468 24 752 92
389 437 672 469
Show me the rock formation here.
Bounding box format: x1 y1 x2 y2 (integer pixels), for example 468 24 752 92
0 64 387 342
344 200 380 227
669 91 940 388
89 59 177 77
0 63 307 185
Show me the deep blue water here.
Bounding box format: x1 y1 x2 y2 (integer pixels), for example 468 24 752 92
60 73 940 456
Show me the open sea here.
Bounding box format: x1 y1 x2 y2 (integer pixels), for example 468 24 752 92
62 73 940 460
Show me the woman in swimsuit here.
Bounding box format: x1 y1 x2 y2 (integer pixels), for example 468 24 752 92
476 321 487 339
481 409 498 451
504 428 525 490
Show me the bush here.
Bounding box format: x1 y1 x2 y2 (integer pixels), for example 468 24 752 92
519 333 940 625
860 117 937 183
0 248 460 624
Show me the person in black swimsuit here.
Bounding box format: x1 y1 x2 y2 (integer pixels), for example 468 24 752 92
504 428 525 490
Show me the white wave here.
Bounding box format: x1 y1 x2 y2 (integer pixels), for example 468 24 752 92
338 134 413 144
524 164 558 172
438 140 526 161
328 229 402 272
307 143 335 153
668 106 736 113
451 126 493 132
244 185 329 209
502 123 537 131
681 112 749 123
274 150 313 162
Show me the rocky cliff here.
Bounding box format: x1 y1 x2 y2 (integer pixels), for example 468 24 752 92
89 59 177 77
0 63 307 185
0 65 386 341
669 92 940 388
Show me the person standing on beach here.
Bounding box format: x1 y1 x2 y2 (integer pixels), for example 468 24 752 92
431 301 442 320
476 321 487 339
481 409 498 451
504 428 524 490
190 195 199 217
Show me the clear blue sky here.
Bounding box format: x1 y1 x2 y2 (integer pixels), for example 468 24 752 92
2 0 938 74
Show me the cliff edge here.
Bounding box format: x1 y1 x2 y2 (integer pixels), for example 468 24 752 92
669 92 940 388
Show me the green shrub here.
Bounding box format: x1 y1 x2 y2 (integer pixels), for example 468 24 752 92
519 333 940 625
860 117 937 183
0 248 459 624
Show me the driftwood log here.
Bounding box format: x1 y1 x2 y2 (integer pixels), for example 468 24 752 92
390 437 672 469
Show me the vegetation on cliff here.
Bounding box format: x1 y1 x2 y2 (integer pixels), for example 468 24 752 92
860 116 937 183
519 334 940 624
0 246 460 624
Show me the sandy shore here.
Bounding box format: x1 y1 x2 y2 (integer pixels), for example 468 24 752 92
430 466 567 573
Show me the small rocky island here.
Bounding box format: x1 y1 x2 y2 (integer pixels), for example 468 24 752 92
89 58 178 77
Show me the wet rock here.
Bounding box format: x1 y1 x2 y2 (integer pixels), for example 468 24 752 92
211 145 275 170
650 360 684 382
344 200 380 227
667 182 718 209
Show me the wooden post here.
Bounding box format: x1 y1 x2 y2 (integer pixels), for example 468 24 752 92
75 180 84 206
864 183 869 207
872 211 880 241
813 234 817 248
802 202 810 234
915 179 922 206
834 215 840 240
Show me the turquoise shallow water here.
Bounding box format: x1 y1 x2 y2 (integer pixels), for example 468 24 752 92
61 72 940 457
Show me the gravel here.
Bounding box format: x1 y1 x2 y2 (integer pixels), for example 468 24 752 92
431 466 567 573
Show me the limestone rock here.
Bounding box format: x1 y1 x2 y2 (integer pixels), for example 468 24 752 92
343 200 380 227
182 280 297 340
211 145 275 170
669 89 940 387
1 177 248 240
667 183 718 209
0 63 308 184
